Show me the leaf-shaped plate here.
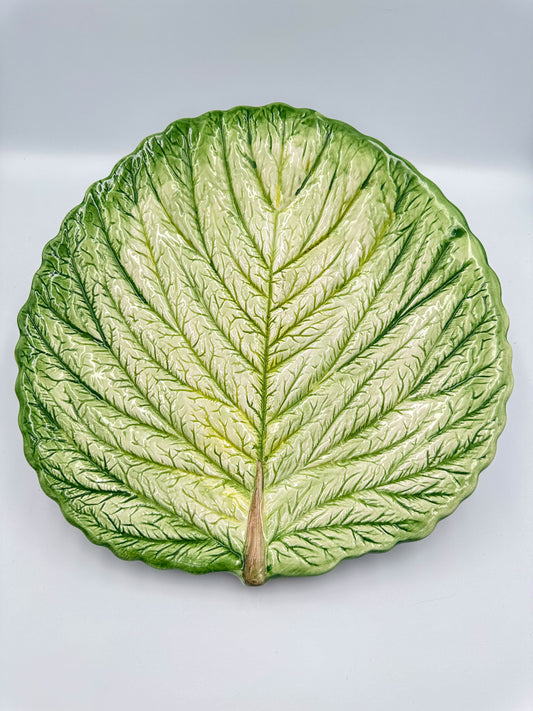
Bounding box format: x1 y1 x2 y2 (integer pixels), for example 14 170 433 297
16 104 512 584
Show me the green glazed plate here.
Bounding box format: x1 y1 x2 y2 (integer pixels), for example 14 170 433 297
16 104 512 585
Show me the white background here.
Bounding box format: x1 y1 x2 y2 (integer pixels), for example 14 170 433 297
1 1 532 710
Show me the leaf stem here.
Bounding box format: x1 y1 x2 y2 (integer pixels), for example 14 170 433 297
244 115 286 584
243 461 266 585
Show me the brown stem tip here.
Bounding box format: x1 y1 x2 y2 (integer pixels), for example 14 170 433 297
243 461 266 586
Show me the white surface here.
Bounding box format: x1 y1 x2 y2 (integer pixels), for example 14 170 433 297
1 2 533 710
1 0 533 168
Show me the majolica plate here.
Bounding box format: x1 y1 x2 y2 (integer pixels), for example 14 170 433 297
16 104 512 585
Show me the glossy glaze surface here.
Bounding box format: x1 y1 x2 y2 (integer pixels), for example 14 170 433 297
16 104 512 583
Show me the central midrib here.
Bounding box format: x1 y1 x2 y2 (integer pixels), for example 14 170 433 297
243 130 285 585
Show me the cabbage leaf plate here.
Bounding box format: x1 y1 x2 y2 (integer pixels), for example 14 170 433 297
16 104 512 584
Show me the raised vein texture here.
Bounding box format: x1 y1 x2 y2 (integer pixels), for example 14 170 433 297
16 104 512 583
